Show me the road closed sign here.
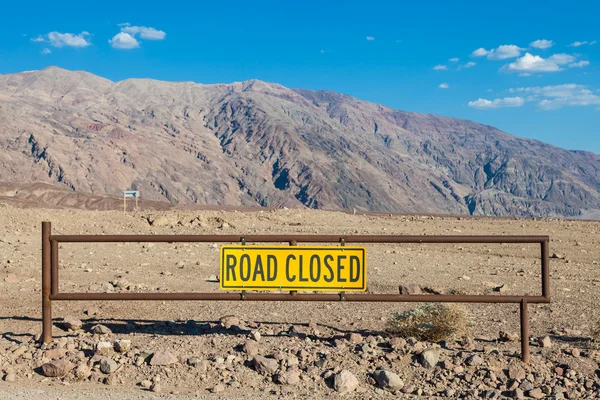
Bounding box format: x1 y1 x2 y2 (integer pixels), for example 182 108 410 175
220 246 366 291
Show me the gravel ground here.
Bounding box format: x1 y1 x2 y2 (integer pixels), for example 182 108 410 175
1 206 599 398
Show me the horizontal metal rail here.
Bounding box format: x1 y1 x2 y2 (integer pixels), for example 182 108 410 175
41 221 551 364
51 292 549 303
51 234 549 244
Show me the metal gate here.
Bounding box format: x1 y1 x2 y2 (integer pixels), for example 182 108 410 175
41 221 550 362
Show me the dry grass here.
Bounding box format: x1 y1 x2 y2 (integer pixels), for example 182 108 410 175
387 303 470 342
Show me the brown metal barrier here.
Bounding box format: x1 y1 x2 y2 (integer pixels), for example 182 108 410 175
41 221 550 362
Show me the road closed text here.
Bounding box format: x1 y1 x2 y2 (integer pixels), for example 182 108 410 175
219 246 366 291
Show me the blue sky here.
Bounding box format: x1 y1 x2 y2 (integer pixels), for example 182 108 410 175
1 0 598 153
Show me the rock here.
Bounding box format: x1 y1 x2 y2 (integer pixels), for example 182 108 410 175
519 380 534 391
570 348 580 357
250 330 261 341
95 341 113 355
252 355 278 375
219 315 240 328
74 364 91 380
550 253 564 259
511 388 525 399
91 324 112 335
100 358 119 374
41 359 73 377
114 339 131 353
207 274 219 282
211 383 225 393
333 370 359 394
4 372 16 382
150 383 161 393
150 350 178 366
346 332 362 343
372 370 404 391
499 331 519 342
140 380 152 388
508 365 526 381
45 348 68 359
528 388 544 399
389 337 406 348
243 340 259 356
399 284 422 295
466 354 484 366
539 336 552 348
62 316 83 331
420 348 440 368
277 369 300 385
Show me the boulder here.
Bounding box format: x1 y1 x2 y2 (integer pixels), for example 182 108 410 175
399 284 422 295
419 348 440 368
373 369 404 391
219 315 240 328
91 325 112 335
41 359 73 377
252 355 278 375
149 350 178 366
100 358 118 374
114 339 131 353
62 316 83 331
243 339 259 356
333 370 359 394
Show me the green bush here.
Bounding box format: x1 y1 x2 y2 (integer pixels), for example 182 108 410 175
387 303 469 342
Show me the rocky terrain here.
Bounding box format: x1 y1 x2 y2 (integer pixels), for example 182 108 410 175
1 206 599 399
1 67 599 218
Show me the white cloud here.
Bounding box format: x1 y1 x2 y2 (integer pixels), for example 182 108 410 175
569 60 590 68
433 64 448 71
439 83 449 89
121 26 166 40
509 84 600 110
503 53 576 73
366 36 375 41
40 48 51 55
471 48 488 57
530 39 554 49
449 57 459 62
487 45 523 60
468 97 525 109
33 32 91 48
109 32 139 49
460 61 476 69
471 45 523 60
570 40 596 47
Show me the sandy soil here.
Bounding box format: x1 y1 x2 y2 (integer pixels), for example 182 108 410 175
1 206 599 398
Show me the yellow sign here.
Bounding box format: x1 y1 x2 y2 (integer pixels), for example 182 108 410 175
220 246 366 292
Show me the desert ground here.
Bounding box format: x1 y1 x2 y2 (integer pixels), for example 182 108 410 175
1 205 599 399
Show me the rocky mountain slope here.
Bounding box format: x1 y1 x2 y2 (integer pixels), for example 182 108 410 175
0 66 598 218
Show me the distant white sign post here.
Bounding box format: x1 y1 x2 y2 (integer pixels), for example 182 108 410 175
122 190 140 212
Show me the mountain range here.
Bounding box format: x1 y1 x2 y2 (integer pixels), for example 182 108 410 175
0 66 598 218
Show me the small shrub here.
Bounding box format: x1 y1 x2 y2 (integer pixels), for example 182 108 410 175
592 321 600 348
387 303 469 342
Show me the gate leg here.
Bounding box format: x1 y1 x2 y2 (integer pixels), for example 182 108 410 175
42 221 52 343
520 299 530 363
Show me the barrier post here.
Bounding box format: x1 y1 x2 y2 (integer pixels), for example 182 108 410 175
520 298 530 363
41 221 52 343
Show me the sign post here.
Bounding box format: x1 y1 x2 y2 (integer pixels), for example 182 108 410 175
122 190 140 212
